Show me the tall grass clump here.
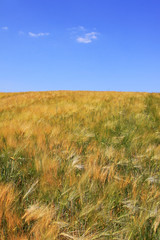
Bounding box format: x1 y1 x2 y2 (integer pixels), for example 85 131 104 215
0 91 160 239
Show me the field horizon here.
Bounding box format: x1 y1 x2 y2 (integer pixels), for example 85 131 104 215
1 90 159 94
0 91 160 239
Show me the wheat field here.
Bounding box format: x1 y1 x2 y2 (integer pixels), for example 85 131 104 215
0 91 160 239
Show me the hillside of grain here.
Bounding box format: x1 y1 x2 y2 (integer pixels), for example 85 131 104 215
0 91 160 239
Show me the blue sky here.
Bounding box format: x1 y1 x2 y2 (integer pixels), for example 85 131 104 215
0 0 160 92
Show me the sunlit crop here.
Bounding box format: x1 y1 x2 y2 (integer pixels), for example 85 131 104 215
0 91 160 239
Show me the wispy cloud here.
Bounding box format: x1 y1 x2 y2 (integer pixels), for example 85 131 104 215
77 32 98 44
1 26 8 30
68 26 86 33
69 26 99 44
78 26 86 31
28 32 50 38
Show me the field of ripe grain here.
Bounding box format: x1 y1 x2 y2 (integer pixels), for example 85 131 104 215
0 91 160 239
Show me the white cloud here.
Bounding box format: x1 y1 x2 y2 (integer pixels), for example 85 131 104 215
2 26 8 30
28 32 50 37
76 26 86 32
68 26 99 44
68 26 86 33
77 32 98 44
